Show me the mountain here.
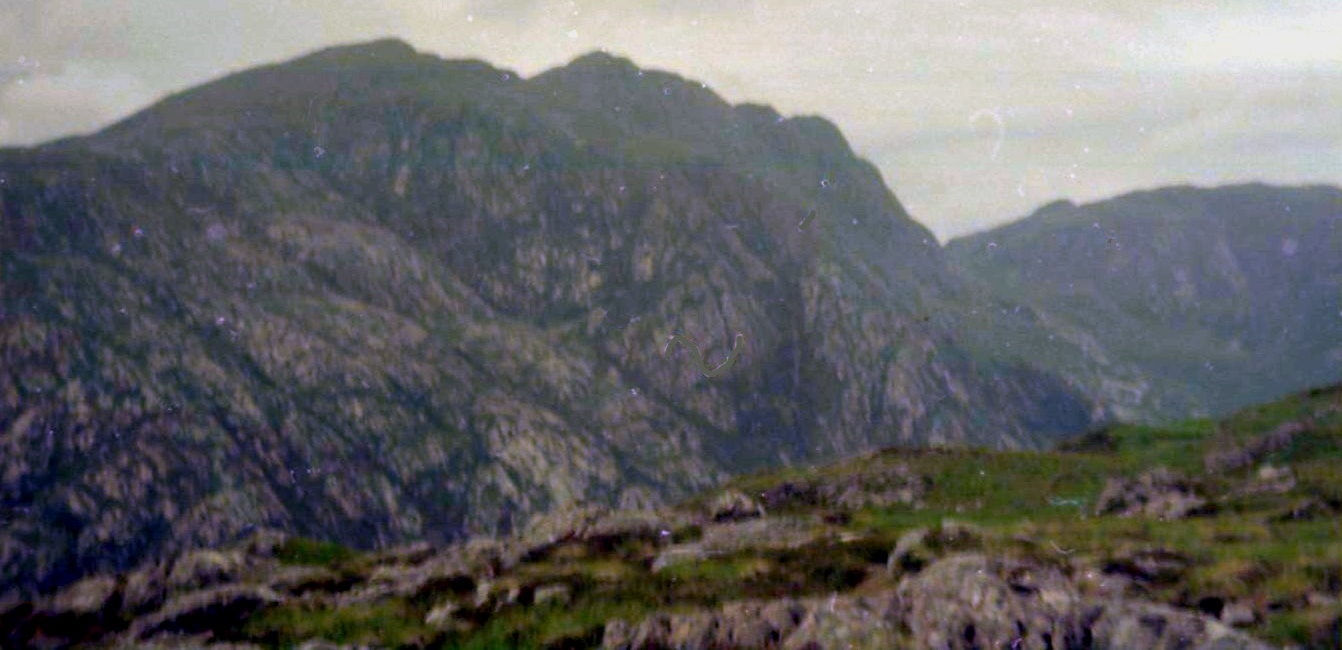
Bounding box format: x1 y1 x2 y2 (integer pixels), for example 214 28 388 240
947 184 1342 421
0 40 1093 600
6 383 1339 649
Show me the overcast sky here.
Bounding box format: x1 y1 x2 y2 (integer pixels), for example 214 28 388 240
2 0 1340 239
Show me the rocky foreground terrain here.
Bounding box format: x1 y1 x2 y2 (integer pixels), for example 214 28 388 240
4 384 1339 649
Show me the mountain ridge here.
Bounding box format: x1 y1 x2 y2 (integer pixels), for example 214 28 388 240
948 182 1342 421
0 39 1092 601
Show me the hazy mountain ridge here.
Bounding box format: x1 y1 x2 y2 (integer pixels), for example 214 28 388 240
948 183 1342 421
0 39 1091 600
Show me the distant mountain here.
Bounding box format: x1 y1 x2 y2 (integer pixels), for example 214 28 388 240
948 183 1342 421
0 40 1091 599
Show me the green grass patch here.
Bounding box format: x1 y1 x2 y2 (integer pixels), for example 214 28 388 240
241 599 432 648
441 598 656 650
1260 608 1342 649
274 536 362 568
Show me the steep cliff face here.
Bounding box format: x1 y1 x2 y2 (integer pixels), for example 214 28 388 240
948 184 1342 420
0 40 1091 599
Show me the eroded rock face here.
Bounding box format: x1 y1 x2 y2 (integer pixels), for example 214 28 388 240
1095 468 1211 520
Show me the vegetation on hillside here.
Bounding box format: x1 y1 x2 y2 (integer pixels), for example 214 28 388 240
5 384 1339 649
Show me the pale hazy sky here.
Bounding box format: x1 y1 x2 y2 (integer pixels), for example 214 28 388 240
2 0 1340 239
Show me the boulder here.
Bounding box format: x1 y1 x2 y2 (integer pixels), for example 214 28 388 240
896 553 1089 650
1204 420 1310 474
1072 559 1139 599
699 516 826 552
706 489 766 522
653 516 831 572
819 464 931 511
424 600 463 630
650 544 716 573
780 593 902 650
887 519 984 573
2 575 124 649
1305 591 1340 608
355 555 478 604
1101 548 1191 584
519 506 691 558
236 528 289 558
165 550 255 592
1095 468 1211 520
266 566 352 596
1270 498 1335 522
366 541 435 566
1220 601 1258 627
756 464 931 513
1090 600 1275 650
533 583 572 606
1243 464 1296 495
602 595 900 650
295 640 356 650
47 575 120 617
472 579 524 611
120 576 168 621
759 482 821 510
110 634 268 649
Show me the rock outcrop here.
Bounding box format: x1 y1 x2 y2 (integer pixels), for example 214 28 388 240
611 552 1280 650
1095 468 1211 520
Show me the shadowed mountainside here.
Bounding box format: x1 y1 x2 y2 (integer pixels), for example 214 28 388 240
948 184 1342 421
0 40 1092 600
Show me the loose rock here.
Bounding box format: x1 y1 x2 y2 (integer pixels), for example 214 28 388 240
1095 468 1211 520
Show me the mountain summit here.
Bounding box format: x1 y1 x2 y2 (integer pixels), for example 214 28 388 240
0 40 1091 599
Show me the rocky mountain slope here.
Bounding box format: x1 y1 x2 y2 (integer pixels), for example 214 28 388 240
948 184 1342 421
4 383 1339 650
0 39 1093 601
